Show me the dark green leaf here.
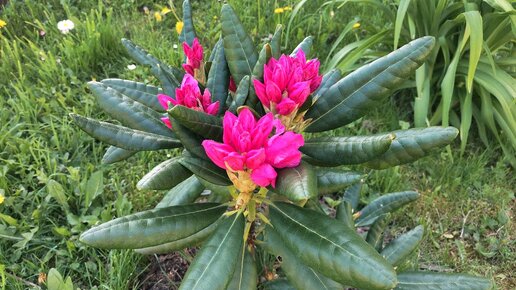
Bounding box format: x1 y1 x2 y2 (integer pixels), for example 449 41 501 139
102 146 137 164
312 69 341 102
80 203 225 249
270 25 283 59
335 200 354 228
262 279 296 290
270 202 397 289
365 127 459 169
343 182 363 210
70 114 181 151
169 105 223 140
84 170 103 209
272 161 317 203
221 4 258 84
316 168 362 195
291 36 313 56
179 0 196 46
395 271 494 290
101 79 164 112
229 75 250 113
206 39 229 114
179 214 245 290
170 119 208 159
356 191 420 227
137 157 192 190
381 225 424 266
306 36 435 132
252 43 272 80
156 176 205 208
262 228 341 290
179 156 231 186
301 134 394 166
227 243 258 290
366 213 391 251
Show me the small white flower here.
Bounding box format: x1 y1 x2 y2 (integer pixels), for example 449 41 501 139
173 44 178 49
57 19 75 34
127 64 137 70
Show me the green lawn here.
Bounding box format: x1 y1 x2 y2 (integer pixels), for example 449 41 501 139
0 0 513 289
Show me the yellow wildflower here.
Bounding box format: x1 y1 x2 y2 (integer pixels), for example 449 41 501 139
161 7 172 15
176 21 184 34
0 19 6 29
274 8 284 14
353 22 361 29
283 6 292 11
154 12 162 22
0 193 4 204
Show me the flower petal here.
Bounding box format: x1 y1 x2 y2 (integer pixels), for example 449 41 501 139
266 131 304 168
245 148 266 169
251 163 277 187
202 140 235 169
224 152 245 171
157 94 175 110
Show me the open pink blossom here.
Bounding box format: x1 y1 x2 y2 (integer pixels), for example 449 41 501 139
253 49 322 116
182 38 204 75
158 74 219 128
202 108 304 188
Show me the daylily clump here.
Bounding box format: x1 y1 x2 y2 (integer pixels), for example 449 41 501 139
158 74 219 128
253 49 322 131
202 108 303 202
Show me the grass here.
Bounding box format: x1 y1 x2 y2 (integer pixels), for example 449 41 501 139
0 0 514 289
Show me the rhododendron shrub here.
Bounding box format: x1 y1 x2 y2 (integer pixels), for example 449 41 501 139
70 1 493 289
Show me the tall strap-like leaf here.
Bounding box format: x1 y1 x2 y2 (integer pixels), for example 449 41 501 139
272 161 318 203
89 81 175 138
301 134 394 166
179 156 232 186
179 0 196 46
79 203 225 249
168 105 223 140
70 114 180 151
262 228 342 290
137 157 192 190
101 79 164 112
156 176 205 208
365 127 459 169
270 202 397 289
305 36 435 132
179 214 245 290
206 38 229 114
315 168 363 195
227 243 258 290
355 191 420 227
221 4 258 84
102 146 137 164
394 271 494 290
381 225 424 266
135 220 219 255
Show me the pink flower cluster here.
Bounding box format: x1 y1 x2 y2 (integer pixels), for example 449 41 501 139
253 50 322 115
202 108 304 188
182 38 204 75
158 74 219 128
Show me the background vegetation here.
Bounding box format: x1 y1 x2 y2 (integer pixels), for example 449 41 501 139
0 0 513 289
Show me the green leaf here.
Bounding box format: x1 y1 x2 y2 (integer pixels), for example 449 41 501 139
355 191 420 227
343 182 363 210
47 268 74 290
170 119 208 159
197 177 233 203
270 202 397 289
305 36 435 132
366 213 391 251
395 271 494 290
262 279 296 290
84 170 103 208
291 36 313 56
394 0 412 49
179 156 231 186
70 114 181 151
47 180 69 210
168 105 223 140
89 81 175 138
102 146 137 164
221 4 258 84
270 25 283 59
315 168 363 195
301 134 394 166
137 157 192 190
272 161 317 203
206 38 229 114
365 127 459 169
179 214 245 290
155 176 205 208
227 243 258 290
335 200 354 228
229 75 250 113
179 0 196 46
262 228 342 290
101 79 164 112
252 43 272 80
312 69 341 102
80 203 225 249
381 225 424 266
135 220 219 255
